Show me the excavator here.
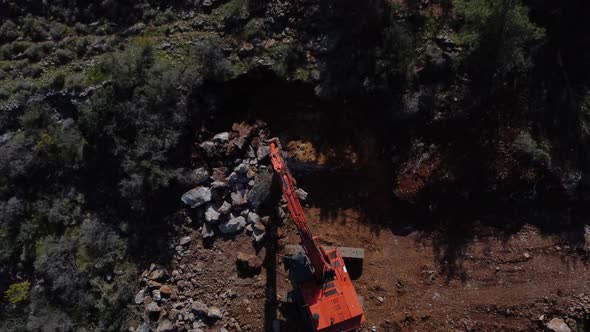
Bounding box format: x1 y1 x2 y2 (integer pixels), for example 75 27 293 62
269 141 366 332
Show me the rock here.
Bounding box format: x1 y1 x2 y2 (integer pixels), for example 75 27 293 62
156 319 174 332
136 321 150 332
190 167 210 185
546 318 571 332
149 269 167 281
213 132 229 143
217 201 232 214
202 222 215 238
159 285 173 297
232 122 254 138
247 211 260 224
146 302 161 314
239 43 255 57
207 306 223 320
124 22 145 36
376 296 384 303
234 162 249 174
256 144 270 160
191 300 208 317
252 221 266 243
231 190 247 207
152 289 162 302
227 172 239 185
236 251 263 275
205 205 221 223
219 216 246 234
211 167 228 182
179 236 191 246
211 180 230 200
181 187 211 208
233 137 247 150
295 188 308 201
247 171 272 209
135 289 145 304
200 141 216 157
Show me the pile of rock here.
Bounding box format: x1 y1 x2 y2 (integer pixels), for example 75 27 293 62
181 121 276 243
135 263 228 332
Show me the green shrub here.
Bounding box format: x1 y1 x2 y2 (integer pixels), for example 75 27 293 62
24 42 55 62
4 281 31 304
23 64 43 78
75 37 90 57
0 20 20 42
453 0 544 77
48 22 67 40
0 88 9 100
74 22 89 34
514 131 551 167
65 74 85 92
54 48 74 65
50 72 66 89
22 15 50 41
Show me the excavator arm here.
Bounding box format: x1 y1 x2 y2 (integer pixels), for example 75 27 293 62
269 142 335 282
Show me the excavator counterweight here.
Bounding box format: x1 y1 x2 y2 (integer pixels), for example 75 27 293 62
269 141 365 332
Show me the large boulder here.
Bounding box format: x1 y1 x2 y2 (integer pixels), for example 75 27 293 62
181 187 211 208
218 216 246 234
546 318 571 332
236 251 262 275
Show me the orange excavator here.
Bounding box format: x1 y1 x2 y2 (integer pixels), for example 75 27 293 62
269 141 366 332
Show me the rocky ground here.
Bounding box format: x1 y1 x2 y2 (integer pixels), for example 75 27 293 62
130 119 590 332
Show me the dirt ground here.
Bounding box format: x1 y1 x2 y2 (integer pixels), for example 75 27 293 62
187 194 589 332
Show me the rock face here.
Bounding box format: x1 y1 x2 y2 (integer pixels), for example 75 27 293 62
181 187 211 208
236 251 262 275
546 318 571 332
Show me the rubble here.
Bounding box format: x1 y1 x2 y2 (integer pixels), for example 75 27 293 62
179 236 191 246
190 167 210 185
181 187 211 208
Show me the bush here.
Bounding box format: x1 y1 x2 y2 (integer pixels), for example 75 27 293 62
22 64 43 78
24 42 54 62
54 48 75 65
22 15 50 41
453 0 545 78
4 281 31 304
65 74 85 92
0 20 20 42
48 22 67 40
74 22 89 34
514 131 551 167
75 37 90 57
49 72 66 90
0 87 9 100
